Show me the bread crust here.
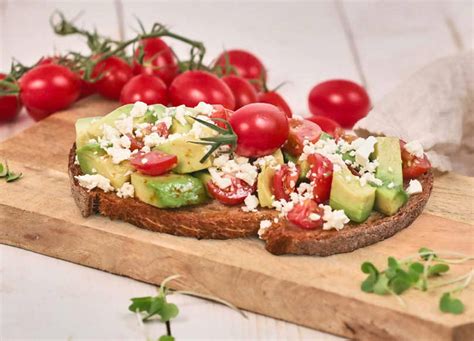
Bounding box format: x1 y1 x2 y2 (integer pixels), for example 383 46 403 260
69 144 433 254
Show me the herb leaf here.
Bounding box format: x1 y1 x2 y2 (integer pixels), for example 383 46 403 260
0 162 7 177
6 172 22 182
439 293 464 314
361 262 379 293
419 247 436 260
428 264 450 277
159 302 179 322
159 336 175 341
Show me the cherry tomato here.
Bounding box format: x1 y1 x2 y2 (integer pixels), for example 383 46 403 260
308 80 371 128
0 73 22 122
272 164 300 201
169 70 235 110
92 56 133 100
120 74 168 105
125 133 144 151
282 118 322 157
307 153 333 203
230 103 289 158
210 104 234 129
222 75 257 109
207 175 256 205
130 151 177 176
258 91 292 118
287 199 324 230
132 37 178 86
215 49 266 89
19 64 81 121
399 140 431 179
141 122 170 138
306 115 341 137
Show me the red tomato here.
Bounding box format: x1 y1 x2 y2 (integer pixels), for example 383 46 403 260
207 175 256 205
0 73 22 122
215 50 266 88
230 103 289 157
92 56 133 100
307 153 333 203
287 199 324 230
141 122 170 138
210 104 234 129
126 133 144 151
306 115 341 137
308 80 371 128
169 71 235 110
258 91 292 118
282 118 322 157
130 151 177 176
120 74 168 105
132 37 178 86
222 75 257 109
19 64 80 121
272 164 300 201
399 140 431 179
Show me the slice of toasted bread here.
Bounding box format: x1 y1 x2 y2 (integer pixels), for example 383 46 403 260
68 144 433 254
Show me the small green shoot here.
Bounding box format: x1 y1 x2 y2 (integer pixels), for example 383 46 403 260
0 160 22 183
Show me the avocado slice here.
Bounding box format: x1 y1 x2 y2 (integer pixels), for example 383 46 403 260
373 137 407 216
75 116 101 149
87 104 134 138
257 165 276 207
329 165 376 223
134 104 167 125
76 143 133 188
193 170 212 197
131 173 208 208
154 136 212 173
169 116 194 134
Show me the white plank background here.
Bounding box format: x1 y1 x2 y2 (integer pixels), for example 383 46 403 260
0 0 472 340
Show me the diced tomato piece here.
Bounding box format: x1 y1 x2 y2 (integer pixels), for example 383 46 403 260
307 153 333 203
287 199 324 230
207 175 255 205
210 104 234 129
399 140 431 179
272 164 300 201
130 151 177 176
282 118 321 157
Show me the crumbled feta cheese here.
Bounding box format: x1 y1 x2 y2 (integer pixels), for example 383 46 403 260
174 105 189 125
273 217 279 224
404 140 424 158
320 205 350 231
258 220 272 239
159 116 173 129
359 172 383 187
208 167 232 189
106 146 132 164
116 182 134 198
194 102 215 116
74 155 80 165
143 132 165 148
213 156 258 186
91 168 97 173
75 174 114 192
119 135 131 149
254 155 278 169
309 213 321 221
130 101 148 117
242 194 259 212
115 116 133 135
406 179 423 195
141 158 148 164
213 154 230 168
387 182 395 189
354 136 377 171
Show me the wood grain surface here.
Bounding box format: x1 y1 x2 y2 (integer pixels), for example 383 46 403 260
1 97 473 340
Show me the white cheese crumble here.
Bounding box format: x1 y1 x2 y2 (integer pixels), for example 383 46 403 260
116 182 135 198
75 174 114 192
406 179 423 195
359 172 383 187
320 205 350 231
242 194 259 212
174 105 189 125
194 102 215 116
211 155 258 187
387 182 395 189
130 101 148 117
74 155 80 165
208 167 232 189
404 140 424 158
353 136 377 171
258 219 272 239
115 116 133 135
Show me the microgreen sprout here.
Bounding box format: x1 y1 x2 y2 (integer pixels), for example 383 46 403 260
361 247 473 314
0 160 22 183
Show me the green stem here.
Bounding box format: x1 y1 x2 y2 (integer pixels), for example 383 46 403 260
429 270 473 291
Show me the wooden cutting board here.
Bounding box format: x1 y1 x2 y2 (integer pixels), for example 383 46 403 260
1 97 473 340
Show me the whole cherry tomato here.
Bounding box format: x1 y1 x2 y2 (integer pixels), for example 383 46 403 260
307 153 333 203
306 115 341 137
120 74 168 105
399 140 431 179
169 70 235 109
308 79 371 128
130 150 177 176
222 75 257 109
0 73 22 122
207 175 256 205
92 56 133 100
132 37 178 85
230 103 289 158
19 64 80 121
258 91 292 118
215 49 266 88
282 118 322 157
287 199 324 230
272 164 300 201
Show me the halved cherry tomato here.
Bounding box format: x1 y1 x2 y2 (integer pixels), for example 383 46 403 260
258 91 292 118
210 104 234 129
307 153 333 203
92 56 133 100
306 116 341 137
282 118 322 157
272 164 300 201
141 122 170 138
222 75 257 109
130 151 177 176
207 175 256 205
399 140 431 179
287 199 324 230
126 134 144 151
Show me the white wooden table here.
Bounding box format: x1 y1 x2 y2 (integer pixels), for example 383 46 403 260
1 1 472 339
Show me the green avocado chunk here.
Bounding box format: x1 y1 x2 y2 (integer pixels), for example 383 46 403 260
131 173 208 208
154 137 212 173
193 170 212 197
373 137 408 216
169 116 194 134
87 104 134 138
329 165 376 223
75 116 100 149
76 143 133 188
257 165 276 208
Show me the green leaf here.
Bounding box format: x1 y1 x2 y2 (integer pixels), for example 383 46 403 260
419 247 436 260
160 302 179 322
387 257 398 269
439 293 464 314
0 163 7 177
159 336 175 341
6 172 22 182
428 263 450 277
390 277 412 295
128 296 153 313
373 275 390 295
361 262 379 293
361 262 378 275
409 262 425 274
